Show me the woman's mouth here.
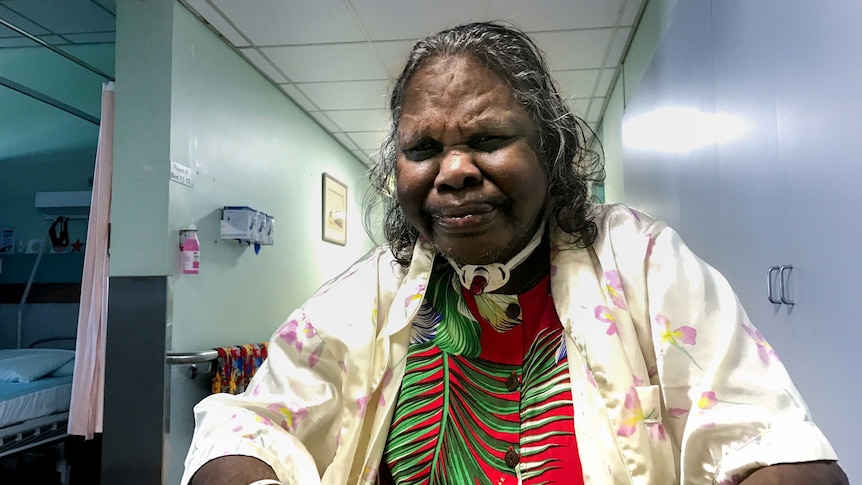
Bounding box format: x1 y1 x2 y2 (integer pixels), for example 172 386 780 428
430 204 497 232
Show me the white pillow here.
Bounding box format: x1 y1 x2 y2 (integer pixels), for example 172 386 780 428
50 358 76 377
0 349 75 383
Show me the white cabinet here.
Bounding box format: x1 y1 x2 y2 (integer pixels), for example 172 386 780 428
621 0 861 480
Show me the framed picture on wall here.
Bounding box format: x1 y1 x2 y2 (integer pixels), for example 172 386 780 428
322 173 348 245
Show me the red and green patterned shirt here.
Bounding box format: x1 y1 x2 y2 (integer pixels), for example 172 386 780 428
383 266 585 485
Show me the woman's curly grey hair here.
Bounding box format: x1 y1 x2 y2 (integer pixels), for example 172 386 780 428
364 21 604 266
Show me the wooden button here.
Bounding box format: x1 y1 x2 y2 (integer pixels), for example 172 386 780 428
505 372 520 392
504 447 520 468
505 303 521 319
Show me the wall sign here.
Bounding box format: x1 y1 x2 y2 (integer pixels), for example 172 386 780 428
170 161 193 187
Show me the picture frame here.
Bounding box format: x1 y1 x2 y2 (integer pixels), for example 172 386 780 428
321 173 348 245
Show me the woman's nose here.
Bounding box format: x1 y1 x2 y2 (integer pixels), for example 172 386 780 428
434 150 481 191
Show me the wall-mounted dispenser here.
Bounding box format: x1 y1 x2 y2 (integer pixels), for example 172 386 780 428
179 223 200 274
220 206 274 247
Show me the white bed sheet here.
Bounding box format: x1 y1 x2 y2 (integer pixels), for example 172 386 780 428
0 376 73 429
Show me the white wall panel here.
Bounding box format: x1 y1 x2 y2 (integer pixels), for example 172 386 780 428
621 0 860 480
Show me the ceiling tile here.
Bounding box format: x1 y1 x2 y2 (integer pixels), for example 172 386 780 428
352 150 376 166
586 97 605 123
92 0 116 15
350 0 489 41
183 0 250 47
310 111 340 133
209 0 365 46
279 84 319 111
325 109 390 133
333 133 358 150
606 27 632 66
553 69 600 99
594 68 618 98
488 0 624 31
62 32 115 44
0 5 50 36
239 48 289 83
621 0 645 26
0 35 65 47
2 0 115 34
373 40 415 77
565 98 590 118
261 43 388 82
347 131 387 151
298 80 390 111
530 29 614 70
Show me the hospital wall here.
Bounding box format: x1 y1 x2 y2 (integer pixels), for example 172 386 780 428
604 0 860 481
105 1 377 483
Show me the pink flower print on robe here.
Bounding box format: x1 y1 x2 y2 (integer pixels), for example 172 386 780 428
278 316 317 353
656 314 703 370
404 284 426 315
743 324 779 365
584 363 597 388
595 305 618 335
266 403 308 433
378 368 393 406
278 318 302 351
646 422 667 441
308 342 325 368
603 270 628 310
356 395 369 418
698 391 718 410
668 407 689 419
697 390 746 412
617 387 644 436
645 233 658 259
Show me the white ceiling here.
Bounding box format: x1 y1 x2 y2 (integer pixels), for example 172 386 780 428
180 0 646 165
0 0 116 161
0 0 646 165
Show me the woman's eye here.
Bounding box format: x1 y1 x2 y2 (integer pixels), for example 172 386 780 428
471 136 507 152
404 142 441 161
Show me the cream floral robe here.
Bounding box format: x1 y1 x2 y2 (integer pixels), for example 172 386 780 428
182 205 836 485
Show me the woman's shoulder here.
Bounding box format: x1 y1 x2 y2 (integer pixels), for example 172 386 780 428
583 203 666 247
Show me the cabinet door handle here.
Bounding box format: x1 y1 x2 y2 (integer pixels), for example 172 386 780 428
767 266 781 304
779 265 795 305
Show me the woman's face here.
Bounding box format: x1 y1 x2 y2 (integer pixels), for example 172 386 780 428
395 55 548 265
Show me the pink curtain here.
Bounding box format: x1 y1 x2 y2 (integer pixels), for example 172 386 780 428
69 82 114 439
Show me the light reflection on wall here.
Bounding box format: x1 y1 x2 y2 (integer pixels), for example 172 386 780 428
622 107 750 154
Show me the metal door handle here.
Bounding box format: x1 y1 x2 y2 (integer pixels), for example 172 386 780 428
767 266 781 304
778 265 795 305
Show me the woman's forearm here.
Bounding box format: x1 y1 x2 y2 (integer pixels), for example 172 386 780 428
190 455 279 485
741 461 847 485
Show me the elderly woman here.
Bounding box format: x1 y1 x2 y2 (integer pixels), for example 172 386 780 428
183 22 846 485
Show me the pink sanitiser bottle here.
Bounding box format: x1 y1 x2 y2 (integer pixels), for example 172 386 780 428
181 223 200 274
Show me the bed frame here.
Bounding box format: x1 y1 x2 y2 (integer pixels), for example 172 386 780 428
0 412 69 459
0 337 77 460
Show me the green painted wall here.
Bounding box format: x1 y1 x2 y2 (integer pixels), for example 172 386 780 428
112 1 376 350
110 0 174 278
0 149 93 283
